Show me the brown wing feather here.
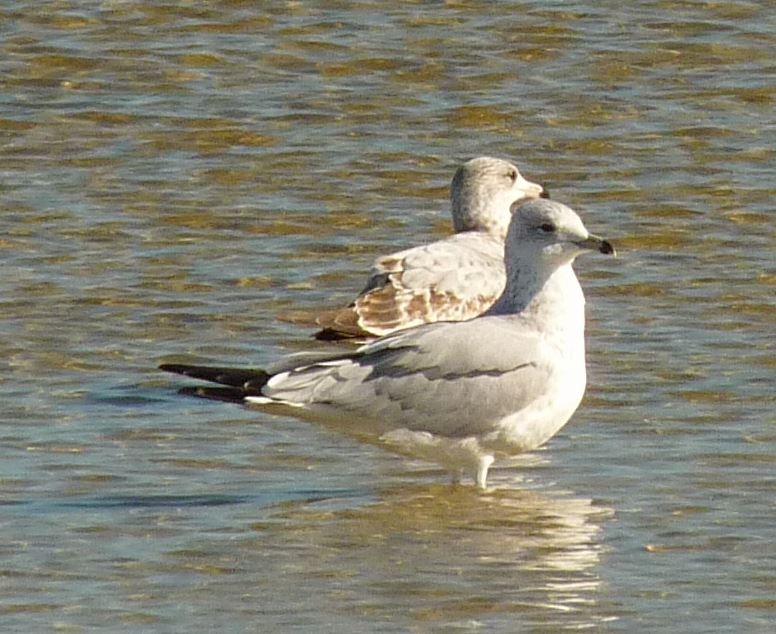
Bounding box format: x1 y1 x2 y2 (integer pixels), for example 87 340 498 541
314 304 369 340
314 270 500 340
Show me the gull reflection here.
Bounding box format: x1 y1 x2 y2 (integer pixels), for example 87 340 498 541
253 484 615 630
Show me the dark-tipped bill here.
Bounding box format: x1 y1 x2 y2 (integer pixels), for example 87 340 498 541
577 234 615 256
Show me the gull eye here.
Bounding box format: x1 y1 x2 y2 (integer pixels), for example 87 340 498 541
539 223 556 233
507 168 518 182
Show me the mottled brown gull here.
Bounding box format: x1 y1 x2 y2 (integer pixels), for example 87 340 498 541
160 198 614 488
314 156 546 340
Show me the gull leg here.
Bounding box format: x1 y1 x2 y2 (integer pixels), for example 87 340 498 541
475 455 495 489
450 469 463 485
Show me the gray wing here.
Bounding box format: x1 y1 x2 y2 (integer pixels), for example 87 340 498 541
315 232 506 339
265 317 550 439
264 349 361 375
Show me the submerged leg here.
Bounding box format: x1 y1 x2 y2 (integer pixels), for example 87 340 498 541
475 455 495 489
450 469 464 486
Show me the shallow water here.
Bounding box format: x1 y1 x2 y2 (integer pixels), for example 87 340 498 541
2 1 775 632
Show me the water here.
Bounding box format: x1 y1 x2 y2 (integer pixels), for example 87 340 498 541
2 1 775 631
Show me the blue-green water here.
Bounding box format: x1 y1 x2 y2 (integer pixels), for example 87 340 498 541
2 1 775 631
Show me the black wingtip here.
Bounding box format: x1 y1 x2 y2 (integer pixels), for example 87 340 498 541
178 386 248 403
159 363 187 373
314 328 359 341
159 363 270 390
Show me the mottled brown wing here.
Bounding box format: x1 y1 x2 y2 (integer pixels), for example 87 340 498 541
314 232 506 340
314 304 367 340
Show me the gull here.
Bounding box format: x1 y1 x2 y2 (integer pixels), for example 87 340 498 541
314 156 547 340
160 198 615 488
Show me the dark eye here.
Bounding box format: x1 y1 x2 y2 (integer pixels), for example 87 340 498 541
539 223 556 233
507 169 518 182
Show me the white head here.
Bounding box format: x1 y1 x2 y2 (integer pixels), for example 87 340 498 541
505 198 615 282
450 157 545 239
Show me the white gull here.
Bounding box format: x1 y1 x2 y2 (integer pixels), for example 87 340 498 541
160 198 615 488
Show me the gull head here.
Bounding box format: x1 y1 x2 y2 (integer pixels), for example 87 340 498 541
507 198 615 273
451 157 545 239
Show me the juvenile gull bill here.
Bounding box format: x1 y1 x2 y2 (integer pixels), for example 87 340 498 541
314 156 547 340
160 199 614 488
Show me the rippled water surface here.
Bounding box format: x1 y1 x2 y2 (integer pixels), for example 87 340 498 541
2 1 775 632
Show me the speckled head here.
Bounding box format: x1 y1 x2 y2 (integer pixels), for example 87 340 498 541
450 157 545 239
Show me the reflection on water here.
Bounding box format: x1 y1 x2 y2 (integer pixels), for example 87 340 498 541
252 485 613 630
5 484 611 632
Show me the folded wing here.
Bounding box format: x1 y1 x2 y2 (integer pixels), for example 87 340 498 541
268 317 548 439
315 232 506 339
